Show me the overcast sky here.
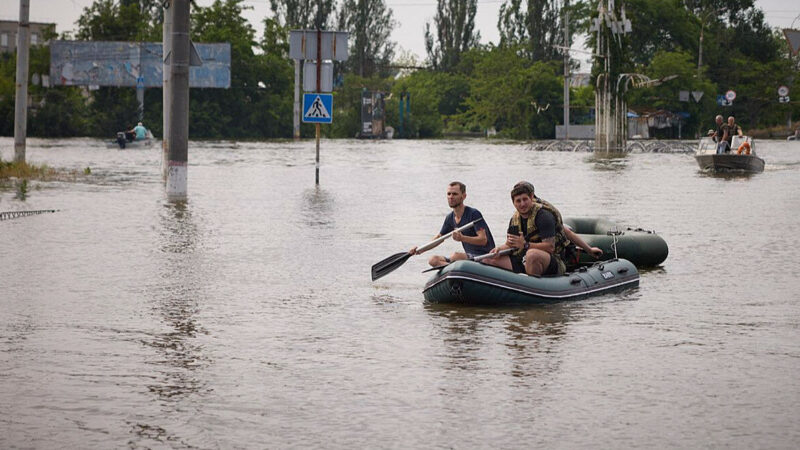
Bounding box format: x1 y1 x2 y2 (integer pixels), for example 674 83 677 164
1 0 797 70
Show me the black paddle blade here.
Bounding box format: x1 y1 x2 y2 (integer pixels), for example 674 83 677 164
371 252 412 281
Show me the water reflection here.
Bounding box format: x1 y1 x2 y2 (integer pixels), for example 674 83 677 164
588 153 629 171
425 304 573 379
135 200 210 444
697 171 758 181
15 179 28 200
302 187 335 228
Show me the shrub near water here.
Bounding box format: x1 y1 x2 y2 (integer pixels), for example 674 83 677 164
0 159 58 180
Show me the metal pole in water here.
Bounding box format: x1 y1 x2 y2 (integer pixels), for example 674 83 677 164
315 124 320 184
166 0 190 201
294 59 300 140
162 3 172 180
13 0 30 163
315 29 321 185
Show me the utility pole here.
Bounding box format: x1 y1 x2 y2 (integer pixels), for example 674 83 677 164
315 30 321 185
166 0 190 201
563 6 570 140
294 60 300 140
13 0 30 163
162 2 172 180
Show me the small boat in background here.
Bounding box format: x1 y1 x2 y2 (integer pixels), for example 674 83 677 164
695 136 764 173
107 130 155 149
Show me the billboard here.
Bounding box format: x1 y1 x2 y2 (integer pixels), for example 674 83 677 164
49 40 231 88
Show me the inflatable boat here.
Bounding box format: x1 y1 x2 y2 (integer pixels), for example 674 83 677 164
564 217 668 268
423 258 639 305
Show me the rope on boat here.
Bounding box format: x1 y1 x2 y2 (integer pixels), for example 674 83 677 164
607 226 621 260
0 209 58 221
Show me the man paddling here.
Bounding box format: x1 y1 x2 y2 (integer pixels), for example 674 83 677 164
485 181 602 276
410 181 495 267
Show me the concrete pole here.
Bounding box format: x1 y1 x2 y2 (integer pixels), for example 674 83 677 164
166 0 190 201
294 59 300 140
563 9 570 140
162 4 172 180
13 0 30 163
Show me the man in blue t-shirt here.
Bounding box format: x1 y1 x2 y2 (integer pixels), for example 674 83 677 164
410 181 495 267
128 122 148 140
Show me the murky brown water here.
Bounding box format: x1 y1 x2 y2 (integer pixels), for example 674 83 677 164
2 137 799 448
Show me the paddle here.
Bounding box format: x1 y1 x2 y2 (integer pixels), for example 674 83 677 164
421 248 515 273
371 218 483 281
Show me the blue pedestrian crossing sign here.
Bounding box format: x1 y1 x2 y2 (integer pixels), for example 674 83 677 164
303 93 333 123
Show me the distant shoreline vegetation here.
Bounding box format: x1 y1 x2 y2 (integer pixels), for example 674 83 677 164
0 0 797 141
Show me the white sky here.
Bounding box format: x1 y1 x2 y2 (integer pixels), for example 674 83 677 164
1 0 797 70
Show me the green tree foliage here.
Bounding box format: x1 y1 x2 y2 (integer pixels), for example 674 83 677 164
390 70 466 137
74 0 161 136
270 0 336 29
424 0 480 71
191 0 293 138
336 0 396 77
627 50 717 134
497 0 570 61
458 46 561 138
2 0 796 140
621 0 697 66
75 0 160 41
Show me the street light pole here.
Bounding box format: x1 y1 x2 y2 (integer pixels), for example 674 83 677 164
13 0 30 163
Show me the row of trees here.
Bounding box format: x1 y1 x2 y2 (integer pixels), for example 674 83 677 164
0 0 797 140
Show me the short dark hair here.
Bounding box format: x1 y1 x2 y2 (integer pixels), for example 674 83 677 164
510 181 534 198
449 181 466 194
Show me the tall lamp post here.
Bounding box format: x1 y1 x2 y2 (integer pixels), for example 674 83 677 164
697 8 721 77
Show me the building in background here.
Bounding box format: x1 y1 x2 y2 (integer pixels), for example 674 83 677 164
0 20 55 53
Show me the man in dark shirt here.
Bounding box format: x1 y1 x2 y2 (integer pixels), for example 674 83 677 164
410 181 495 267
710 115 724 143
485 181 601 276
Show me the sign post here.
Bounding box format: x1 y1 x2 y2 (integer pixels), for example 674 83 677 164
290 29 348 185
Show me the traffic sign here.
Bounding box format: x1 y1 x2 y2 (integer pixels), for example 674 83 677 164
779 96 790 103
725 90 736 101
303 93 333 123
784 29 800 55
716 95 732 106
778 85 789 97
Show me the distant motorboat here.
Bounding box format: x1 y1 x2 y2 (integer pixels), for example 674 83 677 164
695 136 764 173
107 130 155 149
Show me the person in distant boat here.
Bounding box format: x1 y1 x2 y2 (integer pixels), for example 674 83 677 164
710 115 731 154
484 181 602 276
409 181 495 267
727 116 742 137
710 115 724 142
128 122 148 141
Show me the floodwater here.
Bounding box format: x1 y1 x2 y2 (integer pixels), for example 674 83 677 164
1 137 799 448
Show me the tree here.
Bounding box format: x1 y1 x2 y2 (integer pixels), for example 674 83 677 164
627 50 717 136
270 0 336 29
497 0 568 62
337 0 396 77
74 0 162 136
191 0 293 138
424 0 480 72
460 46 561 138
